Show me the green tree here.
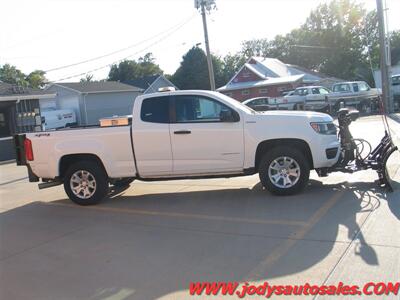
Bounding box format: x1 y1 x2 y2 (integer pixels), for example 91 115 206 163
0 64 28 86
0 64 47 88
171 47 230 90
223 53 247 75
108 53 163 82
171 47 211 90
26 70 47 88
237 0 391 85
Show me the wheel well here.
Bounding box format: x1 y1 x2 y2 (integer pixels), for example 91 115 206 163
255 139 314 171
59 154 107 178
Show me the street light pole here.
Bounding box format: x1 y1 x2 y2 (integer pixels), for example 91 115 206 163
196 0 216 91
376 0 392 113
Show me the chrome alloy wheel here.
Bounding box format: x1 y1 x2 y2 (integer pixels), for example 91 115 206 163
70 170 97 199
268 156 301 189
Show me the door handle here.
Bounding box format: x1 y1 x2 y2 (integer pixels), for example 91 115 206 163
174 130 191 134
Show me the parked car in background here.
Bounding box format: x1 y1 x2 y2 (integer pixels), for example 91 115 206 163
242 97 270 111
392 74 400 111
329 81 381 113
41 109 77 130
242 97 291 111
284 86 331 112
282 90 295 96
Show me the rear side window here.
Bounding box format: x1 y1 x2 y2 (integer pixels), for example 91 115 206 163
141 96 169 123
333 84 350 92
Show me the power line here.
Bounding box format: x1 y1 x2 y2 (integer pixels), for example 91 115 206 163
50 15 197 83
45 14 196 73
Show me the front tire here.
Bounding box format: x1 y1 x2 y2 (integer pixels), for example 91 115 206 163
63 161 108 205
259 147 310 195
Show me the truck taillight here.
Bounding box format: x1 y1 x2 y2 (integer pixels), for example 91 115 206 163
24 138 34 161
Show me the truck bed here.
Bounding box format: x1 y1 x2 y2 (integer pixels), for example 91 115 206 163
24 125 136 180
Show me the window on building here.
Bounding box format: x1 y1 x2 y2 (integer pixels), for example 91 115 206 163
259 88 268 94
141 96 170 123
242 90 250 96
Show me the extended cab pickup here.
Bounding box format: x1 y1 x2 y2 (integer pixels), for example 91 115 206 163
15 90 340 205
329 81 381 113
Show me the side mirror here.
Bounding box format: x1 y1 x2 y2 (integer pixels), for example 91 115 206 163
220 110 239 122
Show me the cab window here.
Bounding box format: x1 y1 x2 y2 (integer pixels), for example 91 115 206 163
141 96 170 123
294 88 308 96
359 82 370 91
173 95 234 123
312 88 320 94
250 99 263 105
251 98 268 105
319 87 330 94
333 84 351 92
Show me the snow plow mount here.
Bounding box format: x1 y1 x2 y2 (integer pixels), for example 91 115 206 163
324 108 398 192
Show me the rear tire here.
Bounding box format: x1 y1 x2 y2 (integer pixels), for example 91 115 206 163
63 161 108 205
259 146 310 195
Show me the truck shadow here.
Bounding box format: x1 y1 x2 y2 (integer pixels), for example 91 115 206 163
1 179 397 300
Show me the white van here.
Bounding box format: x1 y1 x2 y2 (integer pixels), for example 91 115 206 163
41 109 77 130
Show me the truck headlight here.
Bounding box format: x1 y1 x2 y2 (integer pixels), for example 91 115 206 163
310 122 337 135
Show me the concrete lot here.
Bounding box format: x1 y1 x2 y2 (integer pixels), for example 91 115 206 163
0 116 399 300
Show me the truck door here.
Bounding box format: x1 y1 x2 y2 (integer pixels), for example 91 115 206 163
169 95 244 175
132 96 173 176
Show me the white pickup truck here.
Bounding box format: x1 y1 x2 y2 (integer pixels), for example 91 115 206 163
284 86 331 112
15 90 340 205
329 81 381 113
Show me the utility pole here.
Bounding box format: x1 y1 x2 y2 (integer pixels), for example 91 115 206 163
376 0 392 113
195 0 216 91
